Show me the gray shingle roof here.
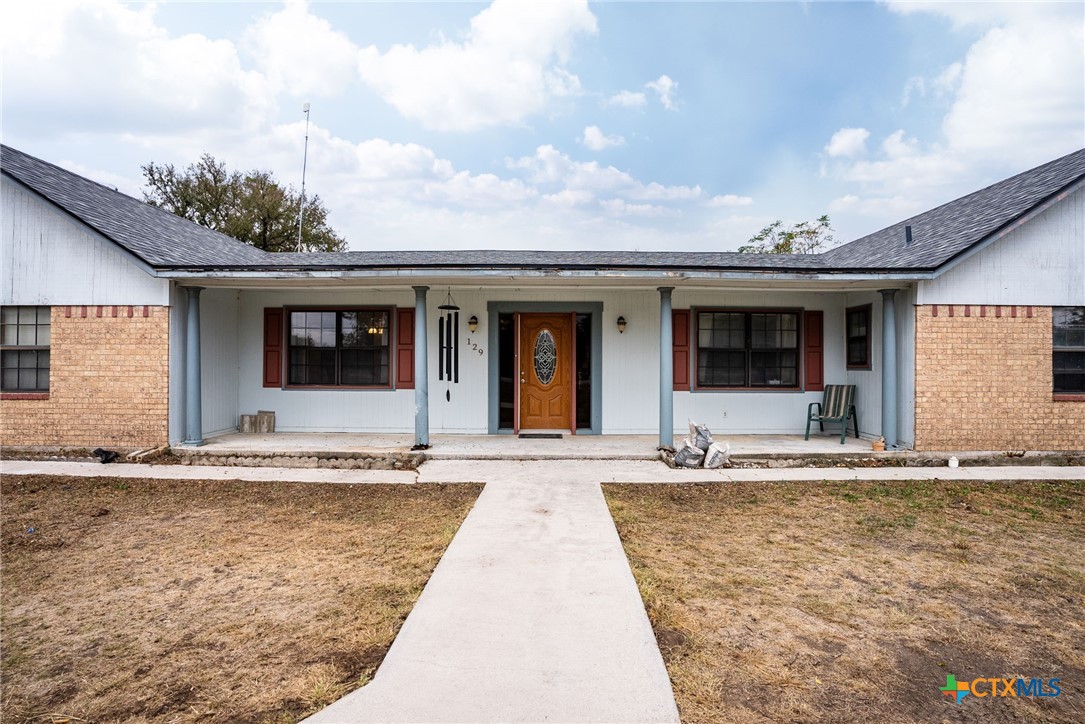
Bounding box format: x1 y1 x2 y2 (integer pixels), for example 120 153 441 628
823 148 1085 270
4 143 1083 275
1 144 269 267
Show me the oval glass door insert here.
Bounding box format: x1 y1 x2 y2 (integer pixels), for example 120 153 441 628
534 329 557 385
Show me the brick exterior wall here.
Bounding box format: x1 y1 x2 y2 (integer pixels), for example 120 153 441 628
914 305 1085 451
1 306 169 448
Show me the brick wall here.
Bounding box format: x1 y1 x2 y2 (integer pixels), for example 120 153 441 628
914 305 1085 451
1 306 169 448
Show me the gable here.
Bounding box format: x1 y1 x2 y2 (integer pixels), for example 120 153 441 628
1 176 169 305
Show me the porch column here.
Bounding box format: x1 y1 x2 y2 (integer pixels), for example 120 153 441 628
183 286 205 446
413 286 430 448
658 287 674 449
880 289 898 449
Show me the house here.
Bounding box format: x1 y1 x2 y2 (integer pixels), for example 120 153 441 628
2 144 1082 452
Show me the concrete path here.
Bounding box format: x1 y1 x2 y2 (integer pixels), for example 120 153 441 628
304 462 680 724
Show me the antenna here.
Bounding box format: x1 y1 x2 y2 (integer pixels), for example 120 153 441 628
297 102 311 252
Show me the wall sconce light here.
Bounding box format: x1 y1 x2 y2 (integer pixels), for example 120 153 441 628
468 315 479 333
617 316 627 334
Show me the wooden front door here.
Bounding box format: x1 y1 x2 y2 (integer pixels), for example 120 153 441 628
518 314 573 430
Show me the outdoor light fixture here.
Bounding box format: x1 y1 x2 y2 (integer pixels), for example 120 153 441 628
617 316 627 333
468 315 478 333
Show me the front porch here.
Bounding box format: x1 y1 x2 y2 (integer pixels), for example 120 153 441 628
178 431 877 462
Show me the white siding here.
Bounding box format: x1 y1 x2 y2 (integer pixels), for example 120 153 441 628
919 185 1085 305
1 177 168 305
201 288 241 437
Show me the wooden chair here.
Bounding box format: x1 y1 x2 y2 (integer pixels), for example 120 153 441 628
805 384 858 444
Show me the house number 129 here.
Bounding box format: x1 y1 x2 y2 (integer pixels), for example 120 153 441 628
466 338 484 355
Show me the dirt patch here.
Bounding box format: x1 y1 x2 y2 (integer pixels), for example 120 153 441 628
604 479 1085 723
1 475 481 723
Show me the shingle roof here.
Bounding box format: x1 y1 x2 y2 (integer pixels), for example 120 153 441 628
823 148 1085 270
1 144 269 267
4 143 1083 275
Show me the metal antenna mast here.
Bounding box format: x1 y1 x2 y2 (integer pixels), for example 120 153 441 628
297 102 311 252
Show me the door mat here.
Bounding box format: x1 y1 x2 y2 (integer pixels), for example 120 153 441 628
518 433 563 439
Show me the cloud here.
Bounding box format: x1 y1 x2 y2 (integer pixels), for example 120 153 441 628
645 74 678 110
823 3 1083 228
243 1 359 98
599 199 677 218
605 90 647 108
355 0 598 131
580 125 625 151
824 127 870 158
0 0 273 138
706 194 754 207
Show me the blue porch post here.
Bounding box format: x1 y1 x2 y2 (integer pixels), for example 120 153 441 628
413 286 430 447
183 286 205 446
880 289 898 449
658 287 674 449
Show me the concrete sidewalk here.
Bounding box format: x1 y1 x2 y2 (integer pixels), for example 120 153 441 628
304 463 680 724
0 460 418 484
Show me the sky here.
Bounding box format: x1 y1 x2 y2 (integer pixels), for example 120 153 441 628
2 0 1083 252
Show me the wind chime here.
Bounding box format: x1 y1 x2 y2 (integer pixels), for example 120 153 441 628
438 289 459 401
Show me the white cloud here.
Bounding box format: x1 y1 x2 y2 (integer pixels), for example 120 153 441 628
0 0 273 138
823 3 1083 229
580 125 625 151
355 0 598 131
599 199 676 218
243 1 359 97
706 194 754 207
645 75 678 110
542 189 595 207
605 90 647 108
824 127 870 158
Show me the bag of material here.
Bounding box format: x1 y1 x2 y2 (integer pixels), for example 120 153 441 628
673 441 706 468
688 420 714 451
704 441 731 469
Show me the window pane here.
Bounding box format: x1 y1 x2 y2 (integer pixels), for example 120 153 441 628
288 347 335 385
0 348 48 391
698 350 745 387
1053 307 1085 393
18 307 36 324
0 324 15 346
1 308 16 325
1 369 16 390
341 348 389 385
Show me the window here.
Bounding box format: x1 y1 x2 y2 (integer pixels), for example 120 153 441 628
1053 306 1085 395
287 309 390 387
697 310 799 388
1 306 51 393
846 305 871 369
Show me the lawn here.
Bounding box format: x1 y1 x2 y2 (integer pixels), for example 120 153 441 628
604 479 1085 723
1 475 481 723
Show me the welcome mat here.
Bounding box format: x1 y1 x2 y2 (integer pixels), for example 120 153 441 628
518 433 563 439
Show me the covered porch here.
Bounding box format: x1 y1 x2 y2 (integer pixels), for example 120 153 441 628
176 430 878 461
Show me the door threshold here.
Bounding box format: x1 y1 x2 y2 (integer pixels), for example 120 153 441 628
518 432 565 439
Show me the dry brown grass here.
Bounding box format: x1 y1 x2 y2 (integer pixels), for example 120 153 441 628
604 480 1085 724
1 475 481 723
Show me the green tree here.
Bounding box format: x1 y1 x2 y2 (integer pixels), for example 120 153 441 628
738 214 835 254
141 154 346 253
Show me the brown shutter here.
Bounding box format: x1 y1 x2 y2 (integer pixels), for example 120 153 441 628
673 309 690 391
804 310 824 391
396 308 415 389
263 308 284 388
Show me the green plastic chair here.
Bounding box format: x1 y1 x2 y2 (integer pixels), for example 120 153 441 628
805 384 859 444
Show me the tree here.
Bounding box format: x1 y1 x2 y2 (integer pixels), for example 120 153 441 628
738 214 835 254
141 154 346 253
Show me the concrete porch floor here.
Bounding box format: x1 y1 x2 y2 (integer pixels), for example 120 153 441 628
181 431 878 460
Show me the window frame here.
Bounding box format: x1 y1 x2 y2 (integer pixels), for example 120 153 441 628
283 306 395 390
1053 306 1085 401
1 305 51 399
693 307 803 392
845 304 873 370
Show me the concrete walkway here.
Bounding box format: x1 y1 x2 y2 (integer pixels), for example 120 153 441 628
304 461 680 723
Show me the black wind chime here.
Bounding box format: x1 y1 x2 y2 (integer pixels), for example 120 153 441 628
438 289 460 401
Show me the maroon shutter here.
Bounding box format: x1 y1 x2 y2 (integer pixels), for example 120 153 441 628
263 308 284 388
804 310 824 391
673 309 690 391
396 308 415 389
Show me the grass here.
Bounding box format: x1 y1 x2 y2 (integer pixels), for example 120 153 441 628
604 479 1085 723
1 475 481 723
